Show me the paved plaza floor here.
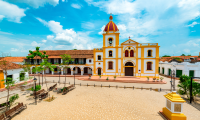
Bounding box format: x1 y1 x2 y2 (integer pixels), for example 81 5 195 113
0 76 199 120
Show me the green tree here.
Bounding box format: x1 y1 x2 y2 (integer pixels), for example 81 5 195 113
177 75 200 101
19 62 33 85
9 94 19 108
181 54 185 56
60 54 73 86
162 55 171 57
39 59 56 90
26 47 48 79
187 54 191 56
0 60 15 111
60 54 74 65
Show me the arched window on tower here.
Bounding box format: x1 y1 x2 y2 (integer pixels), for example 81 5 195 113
108 38 113 46
130 50 134 57
109 51 112 57
148 50 152 57
125 50 129 57
147 62 152 70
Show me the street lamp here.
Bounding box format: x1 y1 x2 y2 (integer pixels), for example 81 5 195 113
33 78 37 105
170 70 176 91
73 69 75 86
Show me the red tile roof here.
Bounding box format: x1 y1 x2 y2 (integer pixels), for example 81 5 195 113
0 61 23 70
0 57 25 62
26 50 93 59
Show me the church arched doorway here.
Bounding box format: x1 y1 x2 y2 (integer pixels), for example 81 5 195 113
125 62 134 76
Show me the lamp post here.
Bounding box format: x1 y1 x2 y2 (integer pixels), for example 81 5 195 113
170 70 176 91
38 73 40 86
33 78 37 105
73 69 75 86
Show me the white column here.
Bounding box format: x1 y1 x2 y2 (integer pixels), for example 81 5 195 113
81 70 83 75
31 68 32 74
52 71 54 75
61 59 63 64
43 70 44 74
71 70 73 75
61 68 63 75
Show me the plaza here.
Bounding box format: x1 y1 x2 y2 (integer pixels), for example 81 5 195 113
0 76 199 120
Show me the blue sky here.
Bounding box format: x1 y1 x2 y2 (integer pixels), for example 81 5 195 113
0 0 200 57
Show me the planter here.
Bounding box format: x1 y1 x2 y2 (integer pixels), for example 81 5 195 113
89 77 91 79
114 78 116 80
157 80 159 82
153 80 155 82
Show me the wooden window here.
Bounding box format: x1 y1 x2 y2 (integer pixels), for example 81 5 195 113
109 51 112 57
125 50 128 57
147 62 152 70
148 50 152 57
98 55 101 60
89 59 91 63
108 61 113 69
130 50 134 57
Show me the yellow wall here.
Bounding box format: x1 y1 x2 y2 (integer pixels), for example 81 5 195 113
0 70 5 88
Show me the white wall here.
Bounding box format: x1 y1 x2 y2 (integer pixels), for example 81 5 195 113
4 68 29 84
96 52 103 61
144 59 155 73
105 35 116 47
105 48 116 58
159 61 200 77
118 48 121 58
105 59 116 73
138 48 141 58
86 58 93 64
144 48 156 58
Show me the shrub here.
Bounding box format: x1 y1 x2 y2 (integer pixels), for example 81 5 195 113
99 75 101 78
61 87 67 92
106 77 109 80
114 76 116 78
31 85 41 91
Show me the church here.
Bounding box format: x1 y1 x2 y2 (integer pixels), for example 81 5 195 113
26 15 160 78
93 15 160 77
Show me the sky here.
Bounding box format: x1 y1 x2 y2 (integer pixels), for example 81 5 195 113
0 0 200 57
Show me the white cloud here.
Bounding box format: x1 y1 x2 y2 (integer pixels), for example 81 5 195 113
82 22 95 29
11 48 18 51
98 25 105 35
183 49 190 53
0 0 26 23
31 41 43 47
37 18 99 50
187 22 199 27
86 0 200 39
55 45 65 49
5 0 60 8
71 3 82 9
42 40 47 43
0 31 13 35
44 45 53 50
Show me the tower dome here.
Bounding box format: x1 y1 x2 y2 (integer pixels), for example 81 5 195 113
104 15 119 32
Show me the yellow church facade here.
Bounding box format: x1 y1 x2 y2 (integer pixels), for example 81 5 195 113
93 15 160 78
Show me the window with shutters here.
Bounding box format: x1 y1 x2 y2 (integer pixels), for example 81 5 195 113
109 51 112 57
125 50 128 57
108 61 113 69
147 62 152 70
130 50 134 57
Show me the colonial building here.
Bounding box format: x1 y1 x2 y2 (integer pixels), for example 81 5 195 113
26 15 160 78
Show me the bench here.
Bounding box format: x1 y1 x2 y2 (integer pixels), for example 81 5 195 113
62 85 75 95
48 83 57 91
39 92 48 100
4 103 27 119
0 114 7 120
30 89 45 98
